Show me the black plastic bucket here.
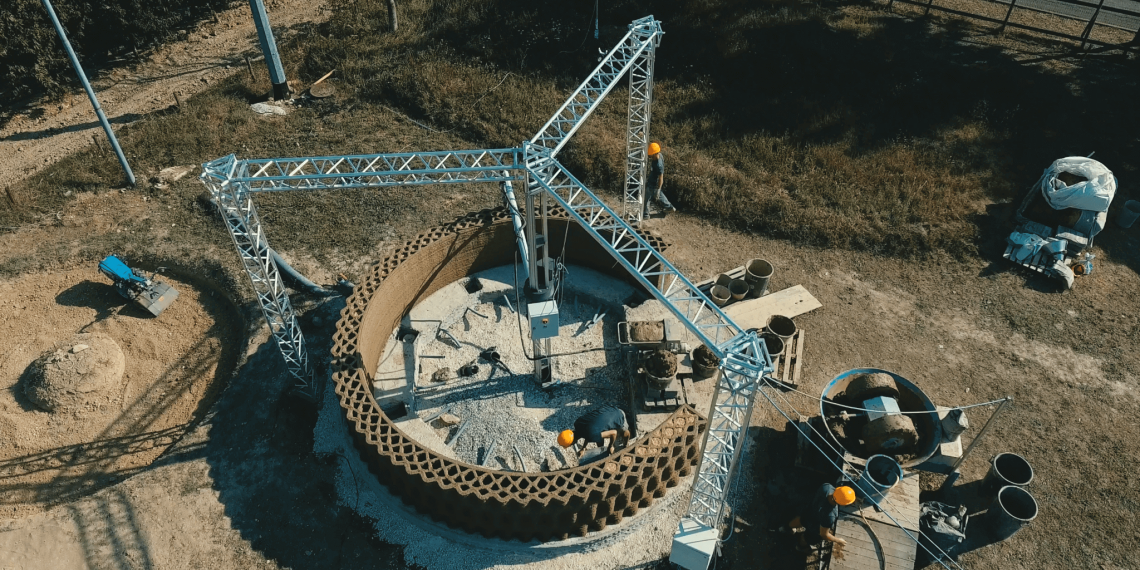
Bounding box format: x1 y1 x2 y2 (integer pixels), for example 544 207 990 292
855 454 902 504
982 453 1034 495
988 485 1038 542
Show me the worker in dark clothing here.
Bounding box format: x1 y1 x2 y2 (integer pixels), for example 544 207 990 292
558 405 631 459
782 484 853 552
645 141 676 217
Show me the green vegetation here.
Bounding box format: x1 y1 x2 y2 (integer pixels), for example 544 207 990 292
5 0 1138 258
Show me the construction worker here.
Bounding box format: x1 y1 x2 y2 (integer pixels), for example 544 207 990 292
782 484 853 552
645 141 676 217
558 405 631 459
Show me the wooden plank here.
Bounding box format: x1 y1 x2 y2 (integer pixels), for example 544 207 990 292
830 516 918 570
841 472 922 531
723 284 822 329
793 329 805 385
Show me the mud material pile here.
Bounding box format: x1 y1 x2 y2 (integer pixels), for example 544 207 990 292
24 333 125 412
331 207 708 542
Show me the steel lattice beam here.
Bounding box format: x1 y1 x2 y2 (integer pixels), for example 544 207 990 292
530 16 662 157
201 155 311 385
232 149 524 191
622 44 656 222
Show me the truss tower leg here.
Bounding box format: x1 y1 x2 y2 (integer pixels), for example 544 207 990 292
524 169 555 385
623 42 656 222
215 183 312 387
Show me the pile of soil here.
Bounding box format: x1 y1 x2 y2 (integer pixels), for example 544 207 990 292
629 321 664 343
692 344 719 368
646 349 678 378
24 333 125 412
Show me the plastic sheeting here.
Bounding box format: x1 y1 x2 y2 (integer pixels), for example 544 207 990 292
1040 157 1117 212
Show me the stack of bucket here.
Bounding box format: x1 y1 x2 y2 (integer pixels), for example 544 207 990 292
981 453 1037 542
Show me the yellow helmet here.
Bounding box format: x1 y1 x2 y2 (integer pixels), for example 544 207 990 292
833 486 856 506
648 142 661 156
558 430 575 448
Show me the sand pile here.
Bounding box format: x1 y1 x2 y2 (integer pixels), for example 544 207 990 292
24 333 125 413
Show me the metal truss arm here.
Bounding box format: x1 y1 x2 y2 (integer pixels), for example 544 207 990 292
228 148 524 192
529 16 662 157
200 156 312 385
523 145 742 354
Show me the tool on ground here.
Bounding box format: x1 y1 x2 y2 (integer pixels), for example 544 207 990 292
447 421 468 446
425 405 453 424
465 307 489 320
97 255 179 316
574 310 605 337
501 294 515 314
437 328 462 349
479 347 513 376
481 439 497 466
514 445 527 472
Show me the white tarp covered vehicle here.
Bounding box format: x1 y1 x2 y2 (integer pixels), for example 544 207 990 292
1004 157 1118 289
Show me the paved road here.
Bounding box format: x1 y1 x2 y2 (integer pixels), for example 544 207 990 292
986 0 1140 32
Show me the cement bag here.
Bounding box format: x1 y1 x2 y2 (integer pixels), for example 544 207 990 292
1040 157 1116 212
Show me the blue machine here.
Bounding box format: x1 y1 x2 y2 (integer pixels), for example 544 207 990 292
97 255 179 316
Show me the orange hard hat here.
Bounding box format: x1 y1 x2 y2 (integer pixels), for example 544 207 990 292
648 142 661 155
558 430 575 448
833 486 856 506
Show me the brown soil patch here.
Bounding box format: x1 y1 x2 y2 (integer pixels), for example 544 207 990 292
628 320 665 343
0 267 243 517
647 349 678 378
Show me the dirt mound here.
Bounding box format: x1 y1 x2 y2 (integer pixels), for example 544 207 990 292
24 333 125 412
647 349 678 377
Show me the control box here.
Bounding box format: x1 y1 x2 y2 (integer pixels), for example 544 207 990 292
528 301 560 340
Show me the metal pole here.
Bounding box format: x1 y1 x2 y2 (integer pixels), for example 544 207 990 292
950 396 1011 472
40 0 135 187
999 0 1019 32
1080 0 1107 49
248 0 290 100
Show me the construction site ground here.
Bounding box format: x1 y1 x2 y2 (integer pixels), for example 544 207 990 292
1 193 1138 569
1 0 1139 568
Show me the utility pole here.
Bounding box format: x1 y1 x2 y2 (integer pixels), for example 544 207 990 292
40 0 135 187
248 0 289 100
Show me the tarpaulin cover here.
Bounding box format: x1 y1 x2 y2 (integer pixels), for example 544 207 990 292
1040 157 1117 212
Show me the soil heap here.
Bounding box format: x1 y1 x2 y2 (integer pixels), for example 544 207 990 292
23 333 125 412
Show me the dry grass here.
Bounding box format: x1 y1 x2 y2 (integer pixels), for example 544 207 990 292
4 0 1139 259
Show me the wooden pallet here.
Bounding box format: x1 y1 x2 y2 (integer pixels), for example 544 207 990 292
767 329 804 390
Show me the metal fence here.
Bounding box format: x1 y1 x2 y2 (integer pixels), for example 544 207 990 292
887 0 1140 51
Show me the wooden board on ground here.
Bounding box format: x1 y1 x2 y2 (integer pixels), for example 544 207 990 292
723 284 821 329
840 471 922 531
767 329 805 389
830 515 919 570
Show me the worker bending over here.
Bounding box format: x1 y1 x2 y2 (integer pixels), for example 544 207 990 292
645 142 676 217
784 484 853 552
559 405 631 459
